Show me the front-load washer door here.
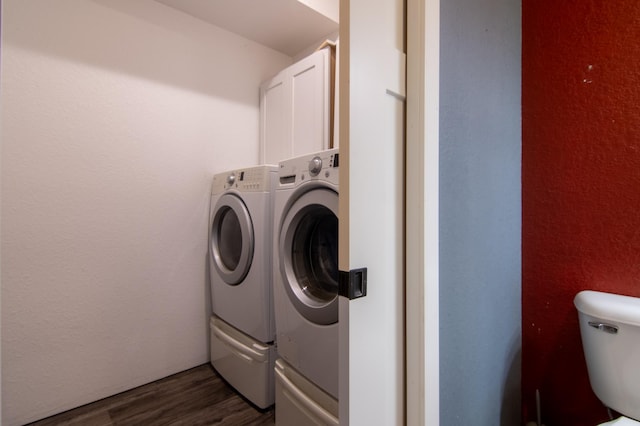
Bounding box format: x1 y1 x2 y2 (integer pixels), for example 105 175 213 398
211 193 254 286
279 188 338 325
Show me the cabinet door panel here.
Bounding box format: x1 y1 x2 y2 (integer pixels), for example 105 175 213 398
290 49 329 157
260 75 290 164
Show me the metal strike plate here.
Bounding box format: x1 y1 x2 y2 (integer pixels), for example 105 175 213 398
339 268 367 300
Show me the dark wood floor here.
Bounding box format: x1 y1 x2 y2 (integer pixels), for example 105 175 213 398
27 364 275 426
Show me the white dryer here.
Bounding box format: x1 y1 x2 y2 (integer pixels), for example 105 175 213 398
273 149 340 400
209 164 277 408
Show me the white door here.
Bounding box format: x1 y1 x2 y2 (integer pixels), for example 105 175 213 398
338 0 406 424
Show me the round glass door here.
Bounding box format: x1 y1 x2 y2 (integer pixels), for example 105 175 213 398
279 188 339 325
211 193 254 285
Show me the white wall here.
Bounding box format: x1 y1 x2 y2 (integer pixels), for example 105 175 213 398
0 1 291 424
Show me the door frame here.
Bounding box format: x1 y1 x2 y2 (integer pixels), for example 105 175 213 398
406 0 440 424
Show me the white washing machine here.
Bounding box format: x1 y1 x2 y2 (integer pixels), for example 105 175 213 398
209 164 278 408
273 149 340 400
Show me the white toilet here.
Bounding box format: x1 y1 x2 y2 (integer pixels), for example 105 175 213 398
575 290 640 425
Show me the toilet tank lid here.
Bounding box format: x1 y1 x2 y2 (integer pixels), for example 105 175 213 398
574 290 640 327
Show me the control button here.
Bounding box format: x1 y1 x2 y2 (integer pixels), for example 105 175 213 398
309 156 322 176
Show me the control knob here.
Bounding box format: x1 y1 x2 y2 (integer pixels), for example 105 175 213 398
308 156 322 177
226 173 236 186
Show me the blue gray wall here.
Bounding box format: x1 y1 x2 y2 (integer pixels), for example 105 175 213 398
439 0 521 424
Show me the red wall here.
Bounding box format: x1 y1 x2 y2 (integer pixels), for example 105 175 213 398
522 1 640 424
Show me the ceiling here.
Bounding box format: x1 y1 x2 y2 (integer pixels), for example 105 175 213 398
155 0 339 57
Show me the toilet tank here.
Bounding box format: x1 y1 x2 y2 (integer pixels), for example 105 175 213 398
574 290 640 421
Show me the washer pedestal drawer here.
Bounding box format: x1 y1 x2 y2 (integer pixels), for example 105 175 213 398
210 316 275 408
274 358 338 425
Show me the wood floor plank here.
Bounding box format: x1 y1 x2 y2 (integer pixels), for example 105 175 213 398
171 396 275 426
27 365 275 426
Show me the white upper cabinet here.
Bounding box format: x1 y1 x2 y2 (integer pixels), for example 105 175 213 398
260 48 332 164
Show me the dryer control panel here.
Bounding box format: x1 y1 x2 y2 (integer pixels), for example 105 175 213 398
211 165 278 194
277 148 339 188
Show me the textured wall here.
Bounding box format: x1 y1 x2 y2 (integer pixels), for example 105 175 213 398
439 0 521 424
522 1 640 424
0 1 291 424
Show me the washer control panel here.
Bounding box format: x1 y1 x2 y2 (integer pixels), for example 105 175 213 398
278 149 339 188
211 165 278 194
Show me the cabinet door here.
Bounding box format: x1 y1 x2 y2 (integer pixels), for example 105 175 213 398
260 49 330 164
260 73 290 165
290 48 329 157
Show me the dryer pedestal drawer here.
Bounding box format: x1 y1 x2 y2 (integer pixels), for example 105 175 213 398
210 316 275 408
